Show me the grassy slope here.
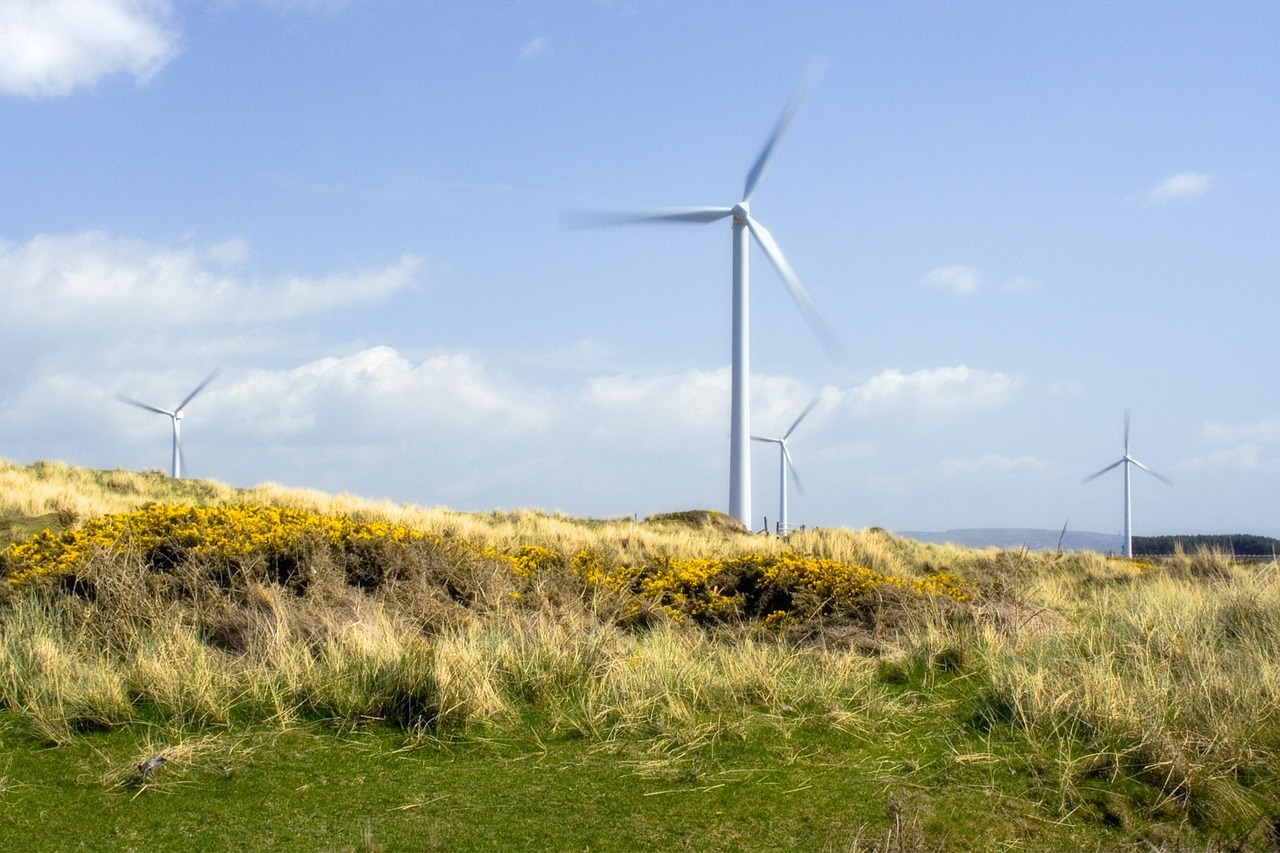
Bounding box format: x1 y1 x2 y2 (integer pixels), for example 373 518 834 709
2 459 1278 851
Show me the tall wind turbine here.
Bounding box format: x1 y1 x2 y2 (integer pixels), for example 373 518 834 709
118 370 221 479
752 397 818 535
568 65 839 528
1082 409 1171 557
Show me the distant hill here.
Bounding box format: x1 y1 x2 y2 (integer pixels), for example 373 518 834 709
896 528 1121 552
897 528 1280 556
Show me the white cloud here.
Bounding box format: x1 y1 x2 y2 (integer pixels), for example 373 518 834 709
849 366 1020 412
0 231 422 335
222 347 557 441
583 368 727 439
1147 171 1213 203
922 265 980 296
0 0 178 97
1183 418 1280 471
518 36 550 60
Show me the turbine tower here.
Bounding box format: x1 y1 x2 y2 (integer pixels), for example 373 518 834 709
569 65 839 528
118 370 221 479
752 397 819 535
1082 409 1171 557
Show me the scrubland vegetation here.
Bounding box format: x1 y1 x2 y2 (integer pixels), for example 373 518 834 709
2 458 1279 851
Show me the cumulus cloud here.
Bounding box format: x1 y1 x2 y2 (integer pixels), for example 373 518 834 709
0 0 178 97
922 265 980 296
518 36 550 60
1147 171 1213 203
0 231 422 336
222 347 557 441
849 366 1020 412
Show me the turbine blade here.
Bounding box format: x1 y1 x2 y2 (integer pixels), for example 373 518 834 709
1124 408 1131 454
178 369 222 412
784 445 804 496
744 214 843 359
1130 458 1173 486
117 394 173 417
1082 458 1125 484
751 435 781 444
742 58 826 202
560 207 733 228
783 395 821 440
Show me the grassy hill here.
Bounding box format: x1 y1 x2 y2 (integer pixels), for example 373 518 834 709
2 459 1279 851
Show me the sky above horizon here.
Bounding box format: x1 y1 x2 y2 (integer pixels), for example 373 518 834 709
2 0 1278 537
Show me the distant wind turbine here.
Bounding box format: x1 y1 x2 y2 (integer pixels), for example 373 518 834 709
567 63 840 528
118 370 221 479
752 397 819 535
1082 409 1171 558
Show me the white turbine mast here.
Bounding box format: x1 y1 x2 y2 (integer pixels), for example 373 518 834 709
752 396 819 535
118 370 221 479
1082 408 1171 557
568 63 840 528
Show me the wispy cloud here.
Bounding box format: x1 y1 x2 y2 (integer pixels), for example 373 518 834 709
1147 171 1214 203
0 0 179 98
921 265 980 296
1183 418 1280 471
0 231 422 336
518 36 550 61
849 366 1020 412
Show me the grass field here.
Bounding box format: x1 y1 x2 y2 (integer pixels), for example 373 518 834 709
2 458 1279 851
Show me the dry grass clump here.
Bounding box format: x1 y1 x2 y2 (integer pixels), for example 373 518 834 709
972 557 1280 837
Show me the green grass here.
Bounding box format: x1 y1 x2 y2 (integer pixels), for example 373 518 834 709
0 702 1136 853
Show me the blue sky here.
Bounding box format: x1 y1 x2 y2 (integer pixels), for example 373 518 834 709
2 1 1278 537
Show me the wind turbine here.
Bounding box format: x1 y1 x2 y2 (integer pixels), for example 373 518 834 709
568 65 839 528
118 370 221 479
752 396 819 535
1082 409 1171 557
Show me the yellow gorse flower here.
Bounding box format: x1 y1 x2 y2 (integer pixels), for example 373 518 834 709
2 506 973 624
562 549 972 622
1 504 435 585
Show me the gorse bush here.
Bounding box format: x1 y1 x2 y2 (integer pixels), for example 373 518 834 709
1 504 969 627
2 503 437 588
